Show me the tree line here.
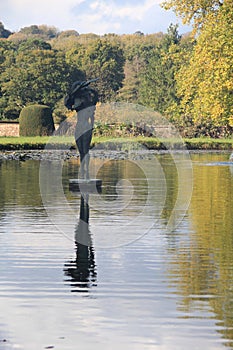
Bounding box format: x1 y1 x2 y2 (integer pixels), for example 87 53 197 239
0 0 232 137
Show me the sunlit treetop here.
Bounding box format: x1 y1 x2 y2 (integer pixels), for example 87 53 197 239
161 0 224 31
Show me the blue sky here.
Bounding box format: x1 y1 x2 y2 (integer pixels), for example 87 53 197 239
0 0 191 35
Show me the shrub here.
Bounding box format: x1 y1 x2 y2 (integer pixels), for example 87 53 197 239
19 104 55 136
172 115 233 138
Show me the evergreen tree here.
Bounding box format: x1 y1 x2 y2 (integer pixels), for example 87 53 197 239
138 24 182 115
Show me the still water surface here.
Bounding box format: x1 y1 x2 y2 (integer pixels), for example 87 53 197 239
0 151 233 350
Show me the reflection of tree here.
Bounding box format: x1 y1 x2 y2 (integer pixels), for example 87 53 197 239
166 154 233 348
97 160 121 198
0 160 43 210
96 158 148 201
64 194 97 292
158 154 178 226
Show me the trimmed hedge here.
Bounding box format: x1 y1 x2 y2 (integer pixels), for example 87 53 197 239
19 104 55 136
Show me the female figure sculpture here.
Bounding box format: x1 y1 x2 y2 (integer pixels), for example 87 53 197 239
64 79 98 179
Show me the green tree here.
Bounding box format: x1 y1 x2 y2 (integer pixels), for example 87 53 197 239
117 42 156 102
58 30 79 38
0 22 12 38
17 38 52 51
138 24 183 115
67 39 125 102
0 40 17 119
8 24 58 44
0 48 81 119
0 40 16 66
116 33 163 103
19 24 58 39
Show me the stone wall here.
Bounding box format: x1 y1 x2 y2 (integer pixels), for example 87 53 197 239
0 123 19 137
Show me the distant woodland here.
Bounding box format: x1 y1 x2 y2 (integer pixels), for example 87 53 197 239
0 0 232 137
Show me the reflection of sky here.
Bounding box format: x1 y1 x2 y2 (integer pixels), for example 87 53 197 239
0 208 223 350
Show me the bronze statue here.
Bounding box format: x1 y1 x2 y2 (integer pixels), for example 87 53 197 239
64 79 99 179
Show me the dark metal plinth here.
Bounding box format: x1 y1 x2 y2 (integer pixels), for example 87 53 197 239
69 179 102 193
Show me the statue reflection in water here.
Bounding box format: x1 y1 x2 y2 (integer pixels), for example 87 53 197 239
64 193 97 292
64 78 98 292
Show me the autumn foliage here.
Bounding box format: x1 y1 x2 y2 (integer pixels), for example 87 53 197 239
0 0 232 138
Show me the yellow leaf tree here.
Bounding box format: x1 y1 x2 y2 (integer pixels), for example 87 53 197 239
162 0 233 132
162 0 224 31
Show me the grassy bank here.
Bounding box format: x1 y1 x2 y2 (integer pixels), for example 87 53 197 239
0 136 233 151
92 136 233 150
0 136 74 150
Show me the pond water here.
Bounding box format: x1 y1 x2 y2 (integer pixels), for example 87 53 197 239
0 151 233 350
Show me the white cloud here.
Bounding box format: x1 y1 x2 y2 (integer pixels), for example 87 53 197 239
0 0 191 35
112 0 161 21
83 0 161 22
0 0 84 31
70 0 173 34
